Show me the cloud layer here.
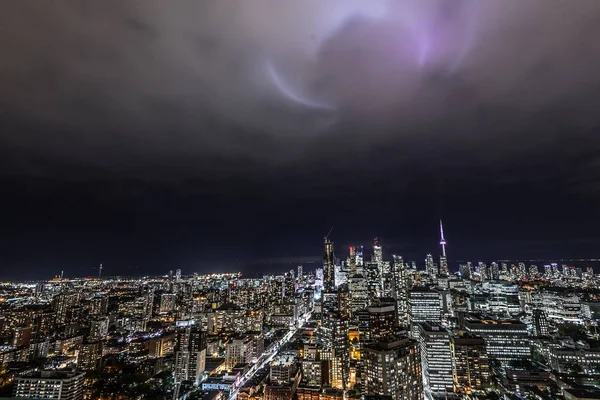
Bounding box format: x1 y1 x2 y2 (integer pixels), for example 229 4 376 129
0 0 599 183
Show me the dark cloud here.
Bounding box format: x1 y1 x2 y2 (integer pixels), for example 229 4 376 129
1 1 600 277
0 0 598 176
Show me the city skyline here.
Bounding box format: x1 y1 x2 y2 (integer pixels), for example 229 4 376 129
2 1 600 399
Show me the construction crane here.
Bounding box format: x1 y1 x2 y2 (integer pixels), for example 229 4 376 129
324 225 334 241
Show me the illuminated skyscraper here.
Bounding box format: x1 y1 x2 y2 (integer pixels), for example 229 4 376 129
408 288 442 338
419 322 453 395
533 309 549 336
348 246 357 275
425 254 437 279
356 246 364 268
373 237 383 265
324 237 335 290
174 325 207 385
363 336 423 400
367 298 399 341
393 255 409 325
451 332 490 393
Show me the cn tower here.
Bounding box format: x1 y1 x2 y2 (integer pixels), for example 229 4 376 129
439 219 447 257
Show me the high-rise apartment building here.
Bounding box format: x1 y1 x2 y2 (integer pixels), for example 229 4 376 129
54 293 80 325
77 341 103 371
363 336 423 400
174 325 207 385
450 332 490 393
13 370 85 400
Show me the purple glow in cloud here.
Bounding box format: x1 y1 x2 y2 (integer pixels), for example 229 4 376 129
414 1 479 73
265 60 336 111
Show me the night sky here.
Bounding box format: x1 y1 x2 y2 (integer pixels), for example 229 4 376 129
1 1 600 279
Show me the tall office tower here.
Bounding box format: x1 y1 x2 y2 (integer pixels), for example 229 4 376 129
363 336 423 400
77 341 103 371
373 237 383 266
501 262 509 276
356 246 364 268
334 262 348 288
176 269 182 282
297 265 303 283
174 325 207 385
364 261 382 298
283 272 295 300
439 220 449 276
381 273 395 298
315 268 324 291
408 288 442 338
321 286 350 389
450 332 490 394
463 315 531 365
418 323 453 395
532 309 549 336
89 296 108 316
348 246 357 275
393 255 409 325
425 254 436 278
367 298 399 341
324 237 335 290
13 370 85 400
438 256 448 277
53 293 80 325
349 273 368 315
491 262 500 280
331 317 350 389
372 239 385 296
459 264 471 280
